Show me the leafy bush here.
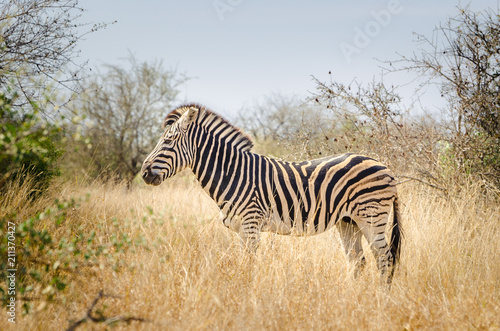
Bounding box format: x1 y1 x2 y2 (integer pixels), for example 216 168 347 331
0 91 63 191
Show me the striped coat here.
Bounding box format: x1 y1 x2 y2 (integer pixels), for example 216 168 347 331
142 104 401 283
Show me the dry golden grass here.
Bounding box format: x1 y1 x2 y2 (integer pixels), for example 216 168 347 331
1 172 499 330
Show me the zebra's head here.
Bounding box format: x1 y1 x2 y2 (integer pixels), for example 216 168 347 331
141 106 198 186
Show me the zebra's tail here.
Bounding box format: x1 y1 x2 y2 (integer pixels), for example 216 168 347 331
390 195 402 266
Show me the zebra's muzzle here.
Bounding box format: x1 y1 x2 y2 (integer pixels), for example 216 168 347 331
141 164 163 186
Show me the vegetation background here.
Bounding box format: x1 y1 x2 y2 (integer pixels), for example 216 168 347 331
0 1 499 330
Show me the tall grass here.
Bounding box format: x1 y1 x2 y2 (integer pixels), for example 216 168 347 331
1 172 499 330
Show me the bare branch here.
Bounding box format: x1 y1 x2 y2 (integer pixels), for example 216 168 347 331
0 0 114 111
66 290 149 331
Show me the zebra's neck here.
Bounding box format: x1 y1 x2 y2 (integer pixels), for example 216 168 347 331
190 131 254 205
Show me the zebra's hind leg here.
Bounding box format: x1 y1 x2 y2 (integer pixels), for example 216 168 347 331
357 216 394 285
336 217 366 279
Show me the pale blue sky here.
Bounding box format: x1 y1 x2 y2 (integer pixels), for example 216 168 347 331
77 0 499 117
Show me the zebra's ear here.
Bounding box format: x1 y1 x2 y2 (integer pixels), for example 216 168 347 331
180 106 198 129
186 107 198 123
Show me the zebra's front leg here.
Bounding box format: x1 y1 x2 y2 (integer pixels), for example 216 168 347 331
239 219 261 253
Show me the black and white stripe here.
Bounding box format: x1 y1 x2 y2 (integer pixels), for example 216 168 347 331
142 104 402 283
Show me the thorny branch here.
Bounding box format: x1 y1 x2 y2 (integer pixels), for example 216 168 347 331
66 290 149 331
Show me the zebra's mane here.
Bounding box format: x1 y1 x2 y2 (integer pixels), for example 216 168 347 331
163 103 254 152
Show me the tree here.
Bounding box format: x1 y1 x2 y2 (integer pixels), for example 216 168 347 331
238 94 304 141
236 93 333 141
312 76 446 185
71 56 188 184
389 6 500 185
235 93 334 158
0 0 107 190
0 0 109 109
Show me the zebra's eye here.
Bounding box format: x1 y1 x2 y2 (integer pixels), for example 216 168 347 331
163 131 181 144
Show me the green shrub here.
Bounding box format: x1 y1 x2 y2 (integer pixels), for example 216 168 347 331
0 92 63 191
0 195 145 314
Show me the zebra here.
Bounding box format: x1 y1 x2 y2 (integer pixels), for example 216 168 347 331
141 104 402 283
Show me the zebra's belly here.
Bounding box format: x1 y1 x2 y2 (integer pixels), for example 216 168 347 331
219 211 298 235
260 206 344 236
260 212 324 236
218 207 340 237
